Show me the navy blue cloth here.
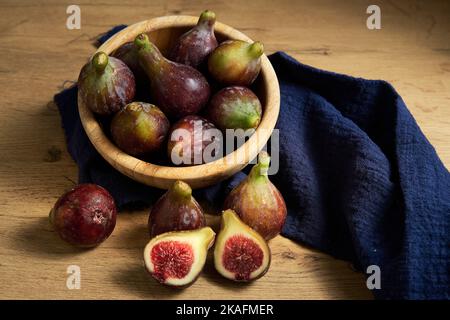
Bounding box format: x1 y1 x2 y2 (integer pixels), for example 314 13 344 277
54 27 449 300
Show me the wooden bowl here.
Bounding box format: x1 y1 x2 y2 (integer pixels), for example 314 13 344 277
78 15 280 189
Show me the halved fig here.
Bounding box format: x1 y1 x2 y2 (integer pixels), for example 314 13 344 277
214 209 271 282
143 227 215 287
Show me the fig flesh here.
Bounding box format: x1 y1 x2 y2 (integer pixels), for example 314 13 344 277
134 33 210 119
143 227 216 287
208 40 263 86
148 180 206 237
206 86 262 130
214 209 270 281
110 102 170 157
224 151 287 241
49 184 117 247
169 10 218 68
78 51 135 115
167 115 222 166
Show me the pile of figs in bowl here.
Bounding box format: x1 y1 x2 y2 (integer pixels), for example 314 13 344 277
50 12 287 287
78 12 280 189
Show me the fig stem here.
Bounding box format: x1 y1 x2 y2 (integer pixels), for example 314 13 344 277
198 10 216 27
170 180 192 200
250 151 271 179
134 33 166 72
247 41 264 59
92 52 109 73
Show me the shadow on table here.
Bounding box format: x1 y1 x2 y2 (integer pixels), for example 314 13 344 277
11 216 90 257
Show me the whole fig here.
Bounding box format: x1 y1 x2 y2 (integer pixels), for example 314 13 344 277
169 10 218 68
110 102 170 157
206 86 262 130
148 180 206 237
78 51 135 115
167 115 222 166
49 184 117 247
208 40 263 86
134 33 210 119
224 151 287 240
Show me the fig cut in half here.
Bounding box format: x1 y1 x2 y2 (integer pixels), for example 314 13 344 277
143 227 215 287
214 209 271 282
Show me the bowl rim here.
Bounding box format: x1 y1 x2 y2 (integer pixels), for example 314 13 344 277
78 15 280 189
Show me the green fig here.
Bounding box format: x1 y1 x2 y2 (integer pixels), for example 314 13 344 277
148 180 206 237
206 86 262 130
110 102 170 157
223 151 287 241
78 51 136 115
169 10 218 68
134 33 210 119
208 40 263 86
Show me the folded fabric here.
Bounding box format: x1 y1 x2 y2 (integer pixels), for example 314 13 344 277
54 26 449 300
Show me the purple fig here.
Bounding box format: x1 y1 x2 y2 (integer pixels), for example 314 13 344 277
208 40 264 86
169 10 218 68
78 51 135 115
112 41 148 85
148 180 206 237
206 86 262 130
134 33 210 119
110 102 170 157
49 184 117 247
167 115 222 166
224 151 287 241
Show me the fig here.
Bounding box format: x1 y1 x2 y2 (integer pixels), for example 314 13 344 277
110 102 170 157
208 40 264 86
49 184 117 247
169 10 218 68
214 209 271 281
224 151 287 240
134 33 210 119
112 41 146 82
143 227 216 287
78 51 135 115
206 86 262 130
167 115 222 166
148 180 206 237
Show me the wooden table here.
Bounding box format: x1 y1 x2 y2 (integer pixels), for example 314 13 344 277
0 0 448 300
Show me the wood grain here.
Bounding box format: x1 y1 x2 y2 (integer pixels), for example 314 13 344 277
1 0 449 300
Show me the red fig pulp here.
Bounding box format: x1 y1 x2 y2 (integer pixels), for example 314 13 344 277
143 227 216 287
169 10 218 68
49 184 117 247
214 209 271 281
148 180 206 237
78 51 135 115
223 152 287 240
167 115 222 166
134 33 210 119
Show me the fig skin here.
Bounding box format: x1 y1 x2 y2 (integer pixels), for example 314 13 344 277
206 86 262 130
148 180 206 237
223 152 287 241
78 51 136 115
143 227 216 287
49 184 117 247
208 40 264 86
112 42 146 81
214 209 271 282
167 115 222 166
169 10 218 68
110 102 170 157
134 33 210 119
